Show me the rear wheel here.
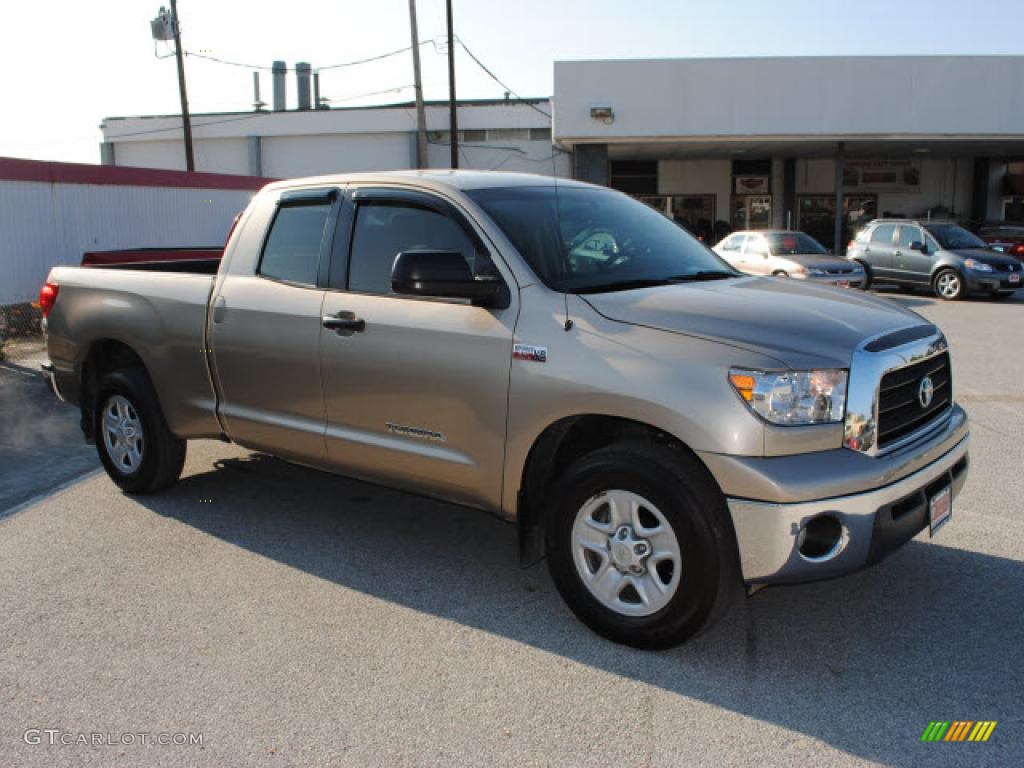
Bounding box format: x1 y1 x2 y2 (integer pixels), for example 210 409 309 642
546 442 739 649
94 368 186 493
933 268 964 301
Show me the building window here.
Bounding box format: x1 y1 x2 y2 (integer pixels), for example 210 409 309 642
610 161 658 195
796 195 877 252
462 129 487 142
1004 196 1024 221
669 195 716 242
487 128 530 141
529 127 552 141
733 195 772 231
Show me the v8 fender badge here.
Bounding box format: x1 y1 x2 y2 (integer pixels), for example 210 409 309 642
513 343 548 363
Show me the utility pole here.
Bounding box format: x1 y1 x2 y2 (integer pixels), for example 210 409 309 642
408 0 428 169
445 0 458 168
169 0 195 171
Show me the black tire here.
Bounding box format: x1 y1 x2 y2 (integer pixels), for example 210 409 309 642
546 441 739 649
932 268 964 301
94 368 186 493
854 260 872 290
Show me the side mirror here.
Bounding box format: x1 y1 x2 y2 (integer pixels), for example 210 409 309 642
391 250 505 307
910 240 928 253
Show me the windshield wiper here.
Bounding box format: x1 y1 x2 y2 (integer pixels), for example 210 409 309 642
572 271 738 294
573 278 672 294
668 270 738 282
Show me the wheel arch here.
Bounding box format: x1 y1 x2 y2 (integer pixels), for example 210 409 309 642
79 339 155 443
515 414 733 566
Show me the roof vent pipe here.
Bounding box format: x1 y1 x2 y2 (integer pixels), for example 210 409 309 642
272 60 287 111
296 62 312 110
252 72 267 111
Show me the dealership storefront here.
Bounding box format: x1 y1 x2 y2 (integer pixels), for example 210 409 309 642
554 56 1024 250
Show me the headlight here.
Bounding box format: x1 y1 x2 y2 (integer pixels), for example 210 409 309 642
964 258 993 273
729 368 848 425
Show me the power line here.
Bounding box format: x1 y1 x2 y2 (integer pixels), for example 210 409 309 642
183 40 440 73
455 37 552 119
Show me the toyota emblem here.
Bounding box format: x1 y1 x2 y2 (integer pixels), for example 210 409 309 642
918 375 935 409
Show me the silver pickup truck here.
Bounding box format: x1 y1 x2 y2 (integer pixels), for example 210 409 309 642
42 171 969 648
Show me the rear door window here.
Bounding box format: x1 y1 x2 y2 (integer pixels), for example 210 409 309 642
743 235 769 255
897 225 923 248
259 202 333 286
870 223 897 245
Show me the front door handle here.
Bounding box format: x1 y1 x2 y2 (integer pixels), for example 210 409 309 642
212 296 226 324
322 311 365 335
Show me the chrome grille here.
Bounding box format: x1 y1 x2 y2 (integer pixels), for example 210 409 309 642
876 352 951 449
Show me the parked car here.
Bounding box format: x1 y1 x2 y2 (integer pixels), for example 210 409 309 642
40 171 969 649
847 219 1022 300
714 230 865 287
977 222 1024 260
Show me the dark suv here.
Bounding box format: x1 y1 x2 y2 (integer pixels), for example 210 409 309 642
847 219 1022 300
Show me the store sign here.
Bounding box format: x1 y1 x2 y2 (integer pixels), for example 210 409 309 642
844 160 920 189
735 175 770 194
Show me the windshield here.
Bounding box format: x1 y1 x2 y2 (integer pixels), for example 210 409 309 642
764 232 827 255
467 186 736 292
924 223 987 250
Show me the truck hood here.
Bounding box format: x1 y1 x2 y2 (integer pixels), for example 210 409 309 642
580 276 924 369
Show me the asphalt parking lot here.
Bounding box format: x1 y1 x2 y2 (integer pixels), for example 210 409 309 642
1 288 1021 768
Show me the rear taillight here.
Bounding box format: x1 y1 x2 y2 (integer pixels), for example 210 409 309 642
39 282 59 318
1015 244 1024 256
847 241 855 251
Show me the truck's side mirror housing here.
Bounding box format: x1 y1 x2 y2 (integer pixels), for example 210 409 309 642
392 250 504 307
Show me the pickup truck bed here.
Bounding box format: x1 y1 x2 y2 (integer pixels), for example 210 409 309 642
45 266 221 440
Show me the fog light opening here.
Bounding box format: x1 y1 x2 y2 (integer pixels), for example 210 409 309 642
797 514 846 562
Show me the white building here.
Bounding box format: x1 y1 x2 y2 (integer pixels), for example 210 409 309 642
554 55 1024 248
101 98 569 180
101 55 1024 251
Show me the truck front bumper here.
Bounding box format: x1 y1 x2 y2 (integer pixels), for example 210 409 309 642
705 404 969 585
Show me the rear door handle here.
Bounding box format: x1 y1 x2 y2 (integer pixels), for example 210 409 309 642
322 311 365 335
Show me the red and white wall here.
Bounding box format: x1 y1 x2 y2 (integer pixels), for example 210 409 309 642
0 157 272 304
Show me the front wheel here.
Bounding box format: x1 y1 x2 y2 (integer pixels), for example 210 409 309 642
95 368 186 493
933 268 964 301
546 442 739 649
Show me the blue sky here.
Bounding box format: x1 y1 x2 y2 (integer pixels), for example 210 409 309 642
1 0 1020 163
